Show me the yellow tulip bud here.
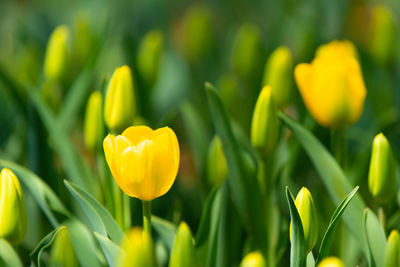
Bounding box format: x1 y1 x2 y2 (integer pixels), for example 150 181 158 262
369 5 398 66
0 168 27 245
384 230 400 267
181 3 213 63
43 25 70 82
49 226 78 267
239 251 267 267
207 135 228 187
84 91 104 151
290 187 318 253
117 227 157 267
230 23 261 81
169 222 198 267
368 133 396 204
137 30 163 87
262 46 293 108
104 65 136 133
317 257 345 267
295 40 367 128
103 126 180 200
251 86 279 156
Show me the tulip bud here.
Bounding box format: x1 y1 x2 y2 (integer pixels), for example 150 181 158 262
84 91 104 151
368 133 396 204
169 222 198 267
239 251 267 267
317 257 345 267
207 135 228 187
43 25 70 82
230 23 261 82
384 230 400 267
0 168 27 245
73 12 93 68
290 187 318 253
103 65 136 133
181 3 213 63
262 46 293 108
117 227 157 267
369 5 398 66
251 86 279 156
137 30 163 87
49 226 78 267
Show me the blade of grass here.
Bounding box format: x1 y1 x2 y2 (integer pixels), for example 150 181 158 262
364 208 387 267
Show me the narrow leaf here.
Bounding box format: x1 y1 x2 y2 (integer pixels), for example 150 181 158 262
364 208 387 267
151 216 177 252
0 238 23 267
94 232 123 267
30 226 65 267
195 186 218 246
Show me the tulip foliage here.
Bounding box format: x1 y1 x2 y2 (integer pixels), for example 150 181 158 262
0 1 399 267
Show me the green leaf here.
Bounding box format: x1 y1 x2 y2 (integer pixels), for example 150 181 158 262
279 113 369 259
65 219 105 267
316 186 359 263
94 232 123 267
286 187 306 267
364 208 387 267
30 226 65 267
205 188 223 267
306 252 315 267
64 180 124 243
0 159 69 227
205 82 267 253
151 216 177 252
195 187 218 246
0 238 23 267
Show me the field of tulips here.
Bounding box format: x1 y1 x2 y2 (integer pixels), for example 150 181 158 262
1 0 400 266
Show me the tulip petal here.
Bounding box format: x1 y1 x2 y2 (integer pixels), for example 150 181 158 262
103 135 122 188
122 125 155 146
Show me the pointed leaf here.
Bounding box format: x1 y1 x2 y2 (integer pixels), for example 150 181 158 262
151 216 177 252
94 232 122 267
0 238 23 267
30 226 65 267
364 208 387 267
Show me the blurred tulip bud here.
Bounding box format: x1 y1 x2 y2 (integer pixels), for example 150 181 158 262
369 5 398 66
84 91 104 151
384 230 400 267
231 23 261 81
137 30 163 87
49 226 78 267
43 25 70 82
262 46 293 108
251 86 279 156
0 168 27 245
317 256 345 267
181 3 213 63
295 40 366 128
73 12 94 68
368 133 396 204
169 222 198 267
117 227 157 267
290 187 318 253
207 135 228 187
239 251 267 267
104 65 136 133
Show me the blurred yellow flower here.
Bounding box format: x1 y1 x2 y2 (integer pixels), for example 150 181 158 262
317 257 345 267
295 40 366 128
103 126 180 200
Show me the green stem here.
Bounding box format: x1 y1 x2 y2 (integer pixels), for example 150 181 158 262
142 200 152 237
330 129 346 168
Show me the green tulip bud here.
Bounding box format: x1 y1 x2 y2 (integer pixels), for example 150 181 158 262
117 228 157 267
368 133 396 204
239 251 267 267
251 86 279 156
84 91 104 151
317 257 345 267
49 226 78 267
169 222 198 267
290 187 318 253
384 230 400 267
104 65 136 133
231 23 261 81
262 46 293 108
0 168 27 245
73 12 94 68
207 135 228 187
43 25 70 82
369 5 398 66
181 4 213 63
137 30 163 87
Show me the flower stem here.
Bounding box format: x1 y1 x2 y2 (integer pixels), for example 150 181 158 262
142 200 152 237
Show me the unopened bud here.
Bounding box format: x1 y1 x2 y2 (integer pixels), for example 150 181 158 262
239 251 267 267
84 91 104 151
49 226 78 267
383 230 400 267
207 135 228 187
169 222 198 267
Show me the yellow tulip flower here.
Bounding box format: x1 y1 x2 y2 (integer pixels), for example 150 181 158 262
103 125 180 200
295 40 367 128
317 256 345 267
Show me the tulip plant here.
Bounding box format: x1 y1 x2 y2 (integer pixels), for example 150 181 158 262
0 1 399 267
